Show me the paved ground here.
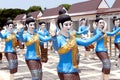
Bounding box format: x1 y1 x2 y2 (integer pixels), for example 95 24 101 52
0 45 120 80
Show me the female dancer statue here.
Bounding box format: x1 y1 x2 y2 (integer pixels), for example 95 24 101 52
19 17 52 80
106 16 120 67
38 21 49 63
0 19 19 80
49 14 103 80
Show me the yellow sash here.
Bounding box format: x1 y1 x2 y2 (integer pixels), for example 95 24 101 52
104 34 108 49
116 31 120 35
5 33 18 50
98 33 108 49
25 34 41 58
57 31 79 68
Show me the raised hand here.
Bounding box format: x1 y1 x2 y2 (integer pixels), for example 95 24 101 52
16 22 24 32
49 19 56 36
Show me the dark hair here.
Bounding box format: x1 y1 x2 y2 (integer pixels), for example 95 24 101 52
39 21 45 25
80 18 85 22
26 14 32 18
79 18 88 26
57 14 72 29
6 19 13 26
95 18 103 23
112 16 120 24
96 14 100 19
7 17 12 21
25 18 35 25
58 9 66 15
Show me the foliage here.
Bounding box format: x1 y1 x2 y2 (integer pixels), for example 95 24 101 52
0 8 26 27
27 6 42 13
0 6 43 27
0 4 71 27
0 9 2 15
59 4 71 10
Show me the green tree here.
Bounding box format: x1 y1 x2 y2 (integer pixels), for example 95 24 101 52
27 6 43 13
0 9 3 15
59 4 71 10
0 8 26 27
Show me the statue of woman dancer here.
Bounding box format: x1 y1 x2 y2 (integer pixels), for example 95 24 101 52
49 14 103 80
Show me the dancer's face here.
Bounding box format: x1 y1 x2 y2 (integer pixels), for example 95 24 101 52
40 23 46 29
28 22 35 32
115 20 120 27
8 24 14 32
62 21 73 32
82 20 86 25
98 20 105 29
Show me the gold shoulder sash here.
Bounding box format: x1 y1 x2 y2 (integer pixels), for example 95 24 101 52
25 34 41 58
57 31 79 68
5 33 18 50
98 33 108 49
104 34 108 49
116 31 120 36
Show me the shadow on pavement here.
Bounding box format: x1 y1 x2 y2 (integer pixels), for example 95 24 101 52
0 67 9 70
15 77 31 80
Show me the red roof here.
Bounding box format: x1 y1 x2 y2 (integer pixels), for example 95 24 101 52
14 14 25 21
97 8 109 14
41 6 63 17
104 8 120 13
112 0 120 8
68 0 102 14
28 11 42 19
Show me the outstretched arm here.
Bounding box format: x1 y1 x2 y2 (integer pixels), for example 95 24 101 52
76 26 89 35
51 36 60 51
76 28 103 46
76 29 88 35
39 35 52 42
106 27 120 36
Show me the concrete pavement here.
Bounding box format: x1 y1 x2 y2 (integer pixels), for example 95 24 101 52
0 46 120 80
